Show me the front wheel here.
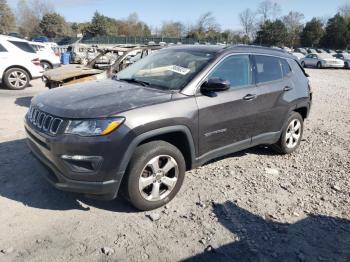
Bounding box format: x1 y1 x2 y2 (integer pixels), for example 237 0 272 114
316 62 322 69
272 112 304 154
301 61 306 68
345 62 349 69
123 141 186 211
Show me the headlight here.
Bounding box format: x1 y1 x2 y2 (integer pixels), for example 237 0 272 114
65 118 125 137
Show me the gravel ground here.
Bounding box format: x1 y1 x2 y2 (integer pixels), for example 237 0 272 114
0 69 349 262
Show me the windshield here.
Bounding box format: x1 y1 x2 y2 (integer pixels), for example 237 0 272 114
116 49 215 90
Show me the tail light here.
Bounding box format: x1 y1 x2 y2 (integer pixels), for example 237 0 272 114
32 58 41 66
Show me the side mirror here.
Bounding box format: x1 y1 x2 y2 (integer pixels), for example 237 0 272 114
201 78 230 93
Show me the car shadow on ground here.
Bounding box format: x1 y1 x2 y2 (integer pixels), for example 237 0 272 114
0 138 135 213
183 201 350 262
14 96 33 108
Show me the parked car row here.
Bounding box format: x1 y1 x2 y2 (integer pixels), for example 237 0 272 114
300 53 345 69
290 47 349 69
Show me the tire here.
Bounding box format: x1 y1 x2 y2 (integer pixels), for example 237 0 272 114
345 62 349 69
301 61 306 68
123 141 186 211
41 61 52 71
316 62 322 69
272 112 304 154
3 68 30 90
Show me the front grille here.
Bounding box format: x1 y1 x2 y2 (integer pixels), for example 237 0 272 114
27 106 63 135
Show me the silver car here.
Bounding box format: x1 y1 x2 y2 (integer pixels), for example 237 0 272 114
301 53 345 69
333 53 350 69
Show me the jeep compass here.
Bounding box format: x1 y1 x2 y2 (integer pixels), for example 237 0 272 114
25 45 312 210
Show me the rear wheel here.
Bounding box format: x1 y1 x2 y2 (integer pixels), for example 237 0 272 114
301 61 306 68
316 62 322 69
41 61 52 71
3 68 30 90
123 141 186 211
345 62 349 69
272 112 304 154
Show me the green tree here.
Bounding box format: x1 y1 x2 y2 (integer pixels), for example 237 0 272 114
255 19 288 46
0 0 16 34
39 12 69 38
300 18 324 47
321 14 349 49
88 11 110 36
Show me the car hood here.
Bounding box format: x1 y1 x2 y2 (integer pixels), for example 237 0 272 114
32 79 173 118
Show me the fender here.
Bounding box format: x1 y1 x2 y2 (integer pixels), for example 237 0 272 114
118 125 196 177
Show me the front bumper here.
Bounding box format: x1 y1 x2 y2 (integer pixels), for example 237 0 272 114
24 118 132 200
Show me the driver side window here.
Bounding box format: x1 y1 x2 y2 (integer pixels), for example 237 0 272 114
208 55 252 90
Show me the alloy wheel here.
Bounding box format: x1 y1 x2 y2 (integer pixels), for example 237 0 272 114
285 119 301 149
8 71 28 89
139 155 179 202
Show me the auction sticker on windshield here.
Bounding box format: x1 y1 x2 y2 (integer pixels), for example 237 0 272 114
169 65 191 75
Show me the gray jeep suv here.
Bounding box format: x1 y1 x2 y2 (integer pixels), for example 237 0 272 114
25 45 312 210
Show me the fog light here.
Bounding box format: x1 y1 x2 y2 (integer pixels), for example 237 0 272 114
61 155 103 173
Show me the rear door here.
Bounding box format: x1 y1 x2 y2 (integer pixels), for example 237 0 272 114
196 54 258 156
250 55 291 142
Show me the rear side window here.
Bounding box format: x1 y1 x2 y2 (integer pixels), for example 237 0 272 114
254 55 282 83
280 59 292 77
209 55 252 89
0 44 7 52
8 41 36 53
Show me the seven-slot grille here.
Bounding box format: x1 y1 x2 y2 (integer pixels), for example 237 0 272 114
27 106 63 135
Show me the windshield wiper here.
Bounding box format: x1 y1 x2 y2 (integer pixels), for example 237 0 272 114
118 78 150 87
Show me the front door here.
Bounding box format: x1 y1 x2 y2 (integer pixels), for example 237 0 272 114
196 54 258 156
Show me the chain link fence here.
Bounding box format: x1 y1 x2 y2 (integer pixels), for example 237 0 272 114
52 36 238 46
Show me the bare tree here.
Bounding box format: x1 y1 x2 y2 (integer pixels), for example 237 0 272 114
0 0 16 34
30 0 54 19
197 12 219 33
239 8 256 40
16 0 54 37
257 0 281 23
161 21 185 37
282 11 305 47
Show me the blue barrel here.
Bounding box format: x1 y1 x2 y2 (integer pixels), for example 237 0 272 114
60 52 71 65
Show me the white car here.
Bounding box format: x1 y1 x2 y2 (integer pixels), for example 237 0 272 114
292 52 305 61
0 35 43 90
301 53 345 69
30 41 61 70
333 53 350 69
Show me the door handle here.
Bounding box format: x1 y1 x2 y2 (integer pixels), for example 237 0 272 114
284 86 293 92
243 94 257 101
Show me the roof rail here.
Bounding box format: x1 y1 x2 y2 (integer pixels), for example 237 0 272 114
224 44 289 54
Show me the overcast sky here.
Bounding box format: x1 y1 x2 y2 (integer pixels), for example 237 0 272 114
7 0 350 30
